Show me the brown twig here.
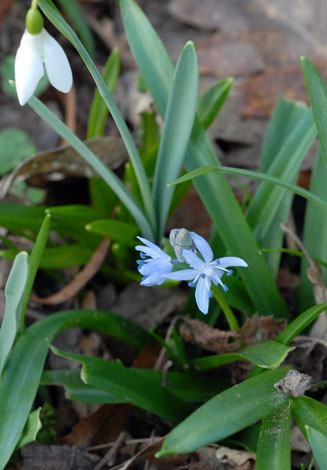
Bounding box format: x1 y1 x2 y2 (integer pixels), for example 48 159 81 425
93 431 127 470
30 237 110 305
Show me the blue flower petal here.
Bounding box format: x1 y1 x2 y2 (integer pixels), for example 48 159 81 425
190 232 213 263
195 275 211 314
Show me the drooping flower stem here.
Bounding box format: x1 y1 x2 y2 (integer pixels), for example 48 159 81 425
31 0 39 9
211 285 239 331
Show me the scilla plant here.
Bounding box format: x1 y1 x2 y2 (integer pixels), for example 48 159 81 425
1 0 327 469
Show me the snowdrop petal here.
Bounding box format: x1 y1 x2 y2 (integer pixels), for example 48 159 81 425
217 257 248 268
165 269 197 281
190 231 213 263
15 31 44 105
183 249 205 271
195 275 211 314
41 29 72 93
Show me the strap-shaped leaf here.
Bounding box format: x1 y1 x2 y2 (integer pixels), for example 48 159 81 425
156 366 291 456
256 401 292 470
152 41 198 237
0 252 29 377
301 57 327 168
306 426 327 470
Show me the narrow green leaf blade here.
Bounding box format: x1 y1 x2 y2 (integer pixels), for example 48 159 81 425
256 401 292 470
21 214 51 318
153 41 199 236
276 303 327 345
87 49 120 139
306 426 327 470
57 0 95 57
169 166 327 211
192 341 294 371
156 366 291 456
301 57 327 167
197 78 233 130
0 252 29 377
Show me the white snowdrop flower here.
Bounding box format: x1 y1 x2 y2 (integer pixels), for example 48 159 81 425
15 8 72 106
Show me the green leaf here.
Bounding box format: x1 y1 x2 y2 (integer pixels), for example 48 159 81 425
276 303 327 345
50 347 191 424
41 369 117 403
152 41 199 236
156 366 291 456
57 0 95 57
21 215 51 323
306 426 327 470
119 0 288 317
192 341 294 371
45 205 101 227
15 408 42 451
0 309 152 470
247 108 315 241
197 78 233 130
86 219 138 245
0 128 36 175
0 204 45 233
258 98 308 275
41 367 227 404
0 252 29 377
169 165 327 211
300 149 327 311
28 95 154 240
256 401 292 470
293 396 327 440
87 49 120 139
38 0 156 238
301 57 327 168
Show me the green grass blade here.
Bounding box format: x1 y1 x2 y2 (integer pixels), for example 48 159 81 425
120 0 288 317
87 49 120 139
256 401 292 470
86 219 138 245
27 96 154 240
152 41 199 237
57 0 95 57
0 309 152 469
169 166 327 210
299 149 327 311
156 366 291 456
21 214 51 325
306 426 327 470
192 341 294 371
197 78 233 130
0 252 29 378
301 57 327 168
38 0 156 234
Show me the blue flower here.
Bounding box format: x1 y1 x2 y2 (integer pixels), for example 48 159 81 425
135 236 173 286
165 232 248 314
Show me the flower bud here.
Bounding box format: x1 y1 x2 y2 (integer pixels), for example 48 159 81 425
26 8 44 35
169 228 195 262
